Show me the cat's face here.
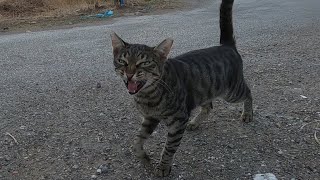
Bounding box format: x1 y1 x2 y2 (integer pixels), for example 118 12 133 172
111 33 173 95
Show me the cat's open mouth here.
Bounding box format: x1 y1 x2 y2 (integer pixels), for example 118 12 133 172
125 80 146 95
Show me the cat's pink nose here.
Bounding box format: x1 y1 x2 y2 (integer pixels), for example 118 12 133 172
126 73 134 80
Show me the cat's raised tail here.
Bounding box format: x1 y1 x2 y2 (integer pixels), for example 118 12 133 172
220 0 236 46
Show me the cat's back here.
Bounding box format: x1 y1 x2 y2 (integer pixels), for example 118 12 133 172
173 45 240 64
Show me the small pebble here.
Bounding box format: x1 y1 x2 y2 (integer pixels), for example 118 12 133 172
91 175 97 179
173 163 177 166
300 95 307 99
96 164 110 174
96 82 102 88
254 173 278 180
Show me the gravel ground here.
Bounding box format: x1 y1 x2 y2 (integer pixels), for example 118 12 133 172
0 0 319 179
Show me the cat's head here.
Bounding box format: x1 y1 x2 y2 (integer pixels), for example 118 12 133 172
110 32 173 95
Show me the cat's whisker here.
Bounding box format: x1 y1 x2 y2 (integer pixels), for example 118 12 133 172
152 77 173 94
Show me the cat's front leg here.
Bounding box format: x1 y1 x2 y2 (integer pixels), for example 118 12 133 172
133 117 159 165
155 117 188 177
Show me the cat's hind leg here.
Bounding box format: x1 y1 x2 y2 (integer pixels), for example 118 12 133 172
186 102 212 131
224 81 253 122
240 90 253 122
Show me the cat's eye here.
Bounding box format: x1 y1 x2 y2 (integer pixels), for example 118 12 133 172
140 61 151 66
118 59 126 65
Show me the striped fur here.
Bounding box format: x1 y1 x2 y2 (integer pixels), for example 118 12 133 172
110 0 252 177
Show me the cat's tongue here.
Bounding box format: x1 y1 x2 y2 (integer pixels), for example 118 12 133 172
127 81 138 93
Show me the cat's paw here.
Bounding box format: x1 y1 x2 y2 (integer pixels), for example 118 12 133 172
133 147 151 165
186 122 200 131
137 152 151 165
154 164 171 177
241 112 253 123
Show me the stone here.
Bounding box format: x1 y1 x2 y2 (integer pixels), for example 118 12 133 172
254 173 278 180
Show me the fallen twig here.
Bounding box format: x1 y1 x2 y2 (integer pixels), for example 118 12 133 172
5 132 19 145
314 131 320 145
300 120 320 130
314 122 320 145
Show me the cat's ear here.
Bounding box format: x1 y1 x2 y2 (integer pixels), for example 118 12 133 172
154 38 173 60
111 32 127 56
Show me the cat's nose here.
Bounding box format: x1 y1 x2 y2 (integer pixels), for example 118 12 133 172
126 73 134 80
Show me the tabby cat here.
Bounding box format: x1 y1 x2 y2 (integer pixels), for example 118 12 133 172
110 0 253 177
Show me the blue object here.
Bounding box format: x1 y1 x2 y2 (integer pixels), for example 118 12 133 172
105 10 113 17
96 10 113 18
